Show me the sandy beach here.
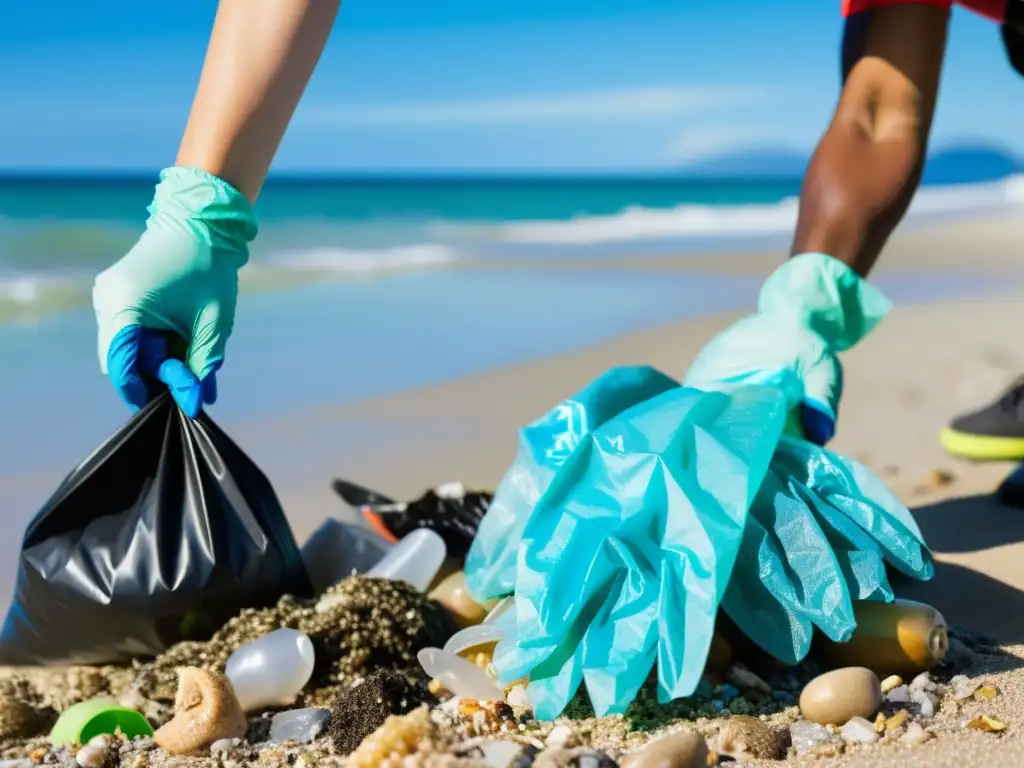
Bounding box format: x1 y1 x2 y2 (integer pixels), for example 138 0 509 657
3 211 1024 766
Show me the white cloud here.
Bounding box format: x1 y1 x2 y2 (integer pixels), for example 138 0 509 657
299 85 761 128
663 124 812 164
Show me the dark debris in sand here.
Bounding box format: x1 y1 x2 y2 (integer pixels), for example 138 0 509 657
132 575 457 708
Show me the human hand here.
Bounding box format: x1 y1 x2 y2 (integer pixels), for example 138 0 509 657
683 252 892 445
93 167 257 418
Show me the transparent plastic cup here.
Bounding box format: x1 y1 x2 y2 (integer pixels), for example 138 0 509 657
417 647 505 702
366 529 446 591
224 628 316 712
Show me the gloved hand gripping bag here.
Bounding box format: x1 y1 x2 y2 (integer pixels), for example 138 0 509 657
0 392 313 666
493 382 789 720
722 436 934 665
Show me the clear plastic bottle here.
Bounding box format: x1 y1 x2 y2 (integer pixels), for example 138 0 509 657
224 628 316 712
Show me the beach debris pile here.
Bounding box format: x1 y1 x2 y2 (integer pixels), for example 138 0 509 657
0 481 1014 768
332 478 492 559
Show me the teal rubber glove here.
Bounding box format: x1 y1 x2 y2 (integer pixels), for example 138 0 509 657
683 252 892 445
93 167 257 417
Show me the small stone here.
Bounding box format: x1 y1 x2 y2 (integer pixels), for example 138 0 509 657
477 739 530 767
925 468 955 488
885 710 909 732
572 749 617 768
269 707 331 743
714 715 786 760
952 677 980 700
546 724 576 749
799 667 882 725
910 672 935 692
789 720 841 755
0 760 34 768
901 722 934 746
885 685 910 705
975 685 998 701
841 716 880 744
620 728 708 768
873 713 886 733
880 675 903 694
726 663 772 694
75 746 106 768
966 715 1007 732
910 689 937 718
209 738 238 754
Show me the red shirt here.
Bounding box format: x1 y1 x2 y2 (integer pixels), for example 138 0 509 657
842 0 1004 22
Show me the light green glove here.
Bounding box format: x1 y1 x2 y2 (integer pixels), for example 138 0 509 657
93 167 258 417
683 252 892 444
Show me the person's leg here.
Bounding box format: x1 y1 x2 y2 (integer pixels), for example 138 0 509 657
791 3 950 278
176 0 343 204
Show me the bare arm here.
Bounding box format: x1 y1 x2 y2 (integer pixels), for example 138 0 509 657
176 0 342 203
790 4 949 277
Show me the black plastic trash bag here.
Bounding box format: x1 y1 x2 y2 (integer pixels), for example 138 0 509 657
0 393 313 666
331 479 492 560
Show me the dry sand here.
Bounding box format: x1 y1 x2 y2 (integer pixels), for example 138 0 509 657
5 211 1024 765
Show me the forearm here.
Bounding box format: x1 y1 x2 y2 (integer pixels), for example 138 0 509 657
791 99 926 278
176 0 342 203
789 4 948 278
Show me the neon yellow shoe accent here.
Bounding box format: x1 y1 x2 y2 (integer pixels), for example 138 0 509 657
940 427 1024 461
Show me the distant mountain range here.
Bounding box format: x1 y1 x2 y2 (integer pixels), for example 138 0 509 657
679 144 1024 185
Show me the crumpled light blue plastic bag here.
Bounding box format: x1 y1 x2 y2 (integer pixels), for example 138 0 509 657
484 377 789 719
467 365 934 721
465 366 680 601
722 436 933 665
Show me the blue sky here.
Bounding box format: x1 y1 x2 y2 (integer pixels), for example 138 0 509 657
1 0 1021 171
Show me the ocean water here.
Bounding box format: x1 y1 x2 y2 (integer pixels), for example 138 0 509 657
4 172 1024 323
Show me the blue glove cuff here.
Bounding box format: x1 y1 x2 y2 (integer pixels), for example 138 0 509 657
757 252 892 352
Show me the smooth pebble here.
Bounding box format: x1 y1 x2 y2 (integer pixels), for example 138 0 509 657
75 746 106 768
799 667 882 725
880 675 903 693
210 737 241 754
620 729 708 768
546 724 576 749
0 761 35 768
477 739 531 767
841 716 880 744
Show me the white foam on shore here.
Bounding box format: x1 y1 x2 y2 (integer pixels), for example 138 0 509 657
479 174 1024 246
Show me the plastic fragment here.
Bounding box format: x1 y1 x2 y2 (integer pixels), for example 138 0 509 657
225 628 316 712
417 648 505 701
367 529 447 592
268 707 332 743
